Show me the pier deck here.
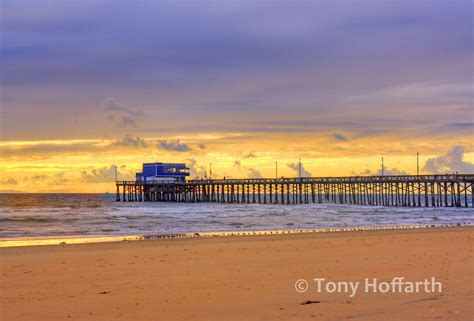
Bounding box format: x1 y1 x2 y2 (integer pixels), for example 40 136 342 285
116 174 474 207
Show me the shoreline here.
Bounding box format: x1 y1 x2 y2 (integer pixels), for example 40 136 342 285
0 223 471 248
1 226 472 320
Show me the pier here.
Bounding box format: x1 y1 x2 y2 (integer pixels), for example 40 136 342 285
116 174 474 207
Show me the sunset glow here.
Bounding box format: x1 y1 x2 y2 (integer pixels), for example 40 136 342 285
1 1 472 192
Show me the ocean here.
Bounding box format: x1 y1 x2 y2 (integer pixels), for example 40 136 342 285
0 193 473 241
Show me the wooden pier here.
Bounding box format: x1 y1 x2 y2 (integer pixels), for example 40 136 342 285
116 174 474 207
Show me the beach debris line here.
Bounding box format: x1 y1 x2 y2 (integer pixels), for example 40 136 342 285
1 224 470 248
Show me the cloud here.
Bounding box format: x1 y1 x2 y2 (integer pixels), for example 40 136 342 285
233 160 242 169
111 135 148 148
81 166 115 183
246 168 262 178
22 173 69 186
356 167 408 176
236 151 257 159
103 97 144 128
233 160 262 178
331 133 348 142
287 162 312 177
0 138 148 160
23 175 46 185
0 141 102 159
423 145 474 174
348 82 472 109
443 123 474 130
81 165 133 183
0 178 18 185
381 168 408 175
243 151 257 158
186 158 207 179
157 139 192 152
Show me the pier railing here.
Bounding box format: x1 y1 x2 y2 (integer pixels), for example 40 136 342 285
116 174 474 207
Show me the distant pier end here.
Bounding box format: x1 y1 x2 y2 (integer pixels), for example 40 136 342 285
116 162 474 208
135 162 190 183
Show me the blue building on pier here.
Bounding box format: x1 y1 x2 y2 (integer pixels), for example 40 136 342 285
135 162 190 183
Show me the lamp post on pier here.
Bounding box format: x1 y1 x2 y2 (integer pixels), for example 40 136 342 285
298 158 302 178
417 152 419 176
381 157 384 177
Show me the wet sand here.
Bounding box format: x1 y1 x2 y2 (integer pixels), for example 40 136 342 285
1 227 472 320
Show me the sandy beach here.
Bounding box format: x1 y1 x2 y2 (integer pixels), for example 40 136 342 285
1 227 472 321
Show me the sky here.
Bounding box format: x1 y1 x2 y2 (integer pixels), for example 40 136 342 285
0 0 473 192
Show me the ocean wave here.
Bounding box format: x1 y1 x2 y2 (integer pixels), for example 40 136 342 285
0 216 82 223
0 216 59 223
86 205 102 209
1 194 473 239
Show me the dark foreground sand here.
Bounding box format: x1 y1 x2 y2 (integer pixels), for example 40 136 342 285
0 227 472 320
